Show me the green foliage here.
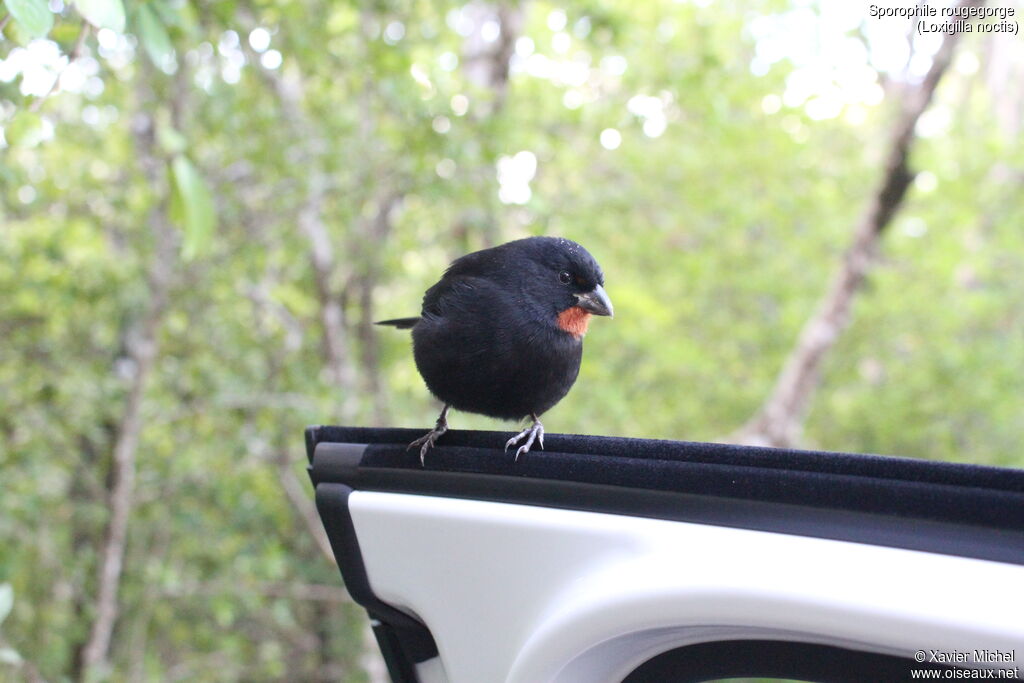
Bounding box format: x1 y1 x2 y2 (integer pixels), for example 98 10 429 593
3 0 53 38
74 0 125 32
134 3 174 67
3 110 44 147
0 0 1022 680
170 154 216 259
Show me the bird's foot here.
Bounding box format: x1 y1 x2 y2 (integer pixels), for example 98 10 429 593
505 415 544 461
408 406 449 466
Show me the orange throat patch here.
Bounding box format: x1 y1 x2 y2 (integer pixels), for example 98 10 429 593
557 306 592 338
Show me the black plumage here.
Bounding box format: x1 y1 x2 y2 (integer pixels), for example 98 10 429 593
378 236 613 462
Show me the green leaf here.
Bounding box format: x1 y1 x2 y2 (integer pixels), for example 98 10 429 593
135 4 174 66
170 155 216 260
151 0 181 28
156 122 187 156
4 111 44 148
2 9 35 44
49 21 82 44
74 0 125 32
0 583 12 623
3 0 53 38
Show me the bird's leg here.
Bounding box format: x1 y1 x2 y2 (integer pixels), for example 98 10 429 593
408 405 450 466
505 413 544 461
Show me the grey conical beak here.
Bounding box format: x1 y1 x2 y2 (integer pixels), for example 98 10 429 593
575 284 614 318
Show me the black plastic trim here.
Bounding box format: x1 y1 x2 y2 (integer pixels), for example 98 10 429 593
369 620 434 683
622 639 1008 682
309 436 1024 567
314 482 438 678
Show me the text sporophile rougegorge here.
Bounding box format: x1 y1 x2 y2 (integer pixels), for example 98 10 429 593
869 4 1019 36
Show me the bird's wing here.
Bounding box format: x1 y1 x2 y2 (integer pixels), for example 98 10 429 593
421 272 493 320
421 246 510 318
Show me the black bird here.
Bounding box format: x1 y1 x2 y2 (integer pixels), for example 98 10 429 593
377 236 613 463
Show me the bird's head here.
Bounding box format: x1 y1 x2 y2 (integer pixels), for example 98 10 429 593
510 237 613 339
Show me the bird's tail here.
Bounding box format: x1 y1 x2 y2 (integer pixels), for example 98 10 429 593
375 317 420 329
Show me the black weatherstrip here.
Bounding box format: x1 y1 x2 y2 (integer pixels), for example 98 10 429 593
307 426 1024 565
305 426 1024 681
623 640 985 682
314 482 438 681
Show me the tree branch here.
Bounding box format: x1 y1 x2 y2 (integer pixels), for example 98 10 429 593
79 99 177 680
240 27 359 416
461 1 523 113
356 191 402 426
276 455 338 567
30 23 91 113
734 2 979 448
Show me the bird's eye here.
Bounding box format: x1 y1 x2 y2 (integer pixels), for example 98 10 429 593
558 271 572 284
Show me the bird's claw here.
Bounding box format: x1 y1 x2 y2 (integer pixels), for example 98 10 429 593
407 432 439 466
505 416 544 461
409 406 449 466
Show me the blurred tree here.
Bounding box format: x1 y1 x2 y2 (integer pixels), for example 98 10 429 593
735 0 981 448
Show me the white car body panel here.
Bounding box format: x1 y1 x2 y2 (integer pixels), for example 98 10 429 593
349 490 1024 683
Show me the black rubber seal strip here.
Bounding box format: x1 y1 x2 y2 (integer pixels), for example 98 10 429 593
622 639 1013 682
314 481 438 676
309 439 1024 566
307 425 1024 493
369 620 431 683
